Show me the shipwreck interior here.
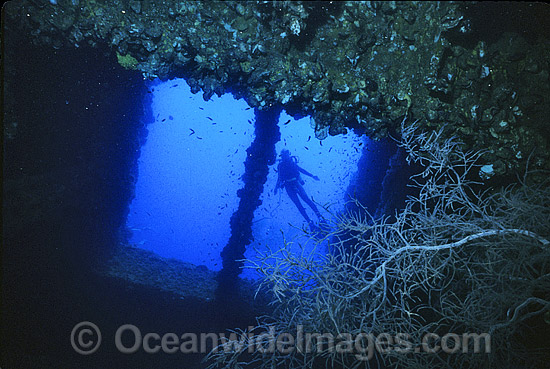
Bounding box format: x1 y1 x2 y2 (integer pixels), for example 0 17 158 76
3 2 550 368
2 23 413 369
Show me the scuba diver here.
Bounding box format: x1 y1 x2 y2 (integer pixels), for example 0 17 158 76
274 149 323 228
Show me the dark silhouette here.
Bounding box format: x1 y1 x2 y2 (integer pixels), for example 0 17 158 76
275 149 322 225
217 107 281 312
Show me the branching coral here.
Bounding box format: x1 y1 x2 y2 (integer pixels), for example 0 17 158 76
206 120 550 369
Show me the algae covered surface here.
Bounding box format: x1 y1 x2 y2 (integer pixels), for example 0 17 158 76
6 1 550 176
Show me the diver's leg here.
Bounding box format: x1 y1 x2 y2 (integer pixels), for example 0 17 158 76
297 184 322 219
286 186 312 223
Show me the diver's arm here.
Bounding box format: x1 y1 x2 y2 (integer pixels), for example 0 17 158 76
298 166 320 181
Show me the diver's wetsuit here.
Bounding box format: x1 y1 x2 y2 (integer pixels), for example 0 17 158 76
276 156 321 224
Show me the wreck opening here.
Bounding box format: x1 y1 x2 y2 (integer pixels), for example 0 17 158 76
124 78 373 282
124 79 256 271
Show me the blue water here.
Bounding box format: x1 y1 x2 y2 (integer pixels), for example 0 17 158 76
127 79 367 278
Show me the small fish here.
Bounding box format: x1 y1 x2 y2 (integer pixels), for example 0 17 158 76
304 146 309 150
189 128 195 136
307 136 311 142
283 119 291 125
358 142 363 146
206 117 213 121
329 147 332 152
161 118 166 122
234 149 238 154
248 119 253 124
320 140 323 146
197 136 203 140
199 107 204 110
172 84 178 88
354 148 358 152
245 107 252 110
